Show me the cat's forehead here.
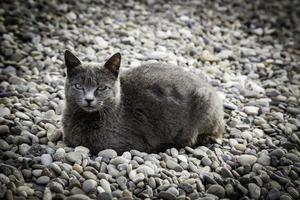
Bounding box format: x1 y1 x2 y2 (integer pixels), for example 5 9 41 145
68 62 115 85
82 62 105 68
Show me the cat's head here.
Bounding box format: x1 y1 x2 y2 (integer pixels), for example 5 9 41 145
64 50 121 113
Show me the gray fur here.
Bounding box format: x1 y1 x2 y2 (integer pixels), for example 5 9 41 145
62 50 224 154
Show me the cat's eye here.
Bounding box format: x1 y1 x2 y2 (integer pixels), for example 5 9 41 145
97 86 108 91
74 83 83 90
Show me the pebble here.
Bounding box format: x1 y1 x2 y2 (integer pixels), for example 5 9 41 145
66 152 83 163
110 156 130 165
1 1 299 199
166 159 183 171
82 179 97 193
83 171 97 180
49 182 64 193
206 184 225 198
100 179 111 193
248 183 260 200
0 107 10 117
244 106 260 115
166 187 179 196
158 191 177 200
15 112 30 120
47 128 62 142
237 155 257 166
67 194 91 200
0 125 10 135
41 154 53 166
98 149 117 159
36 176 50 185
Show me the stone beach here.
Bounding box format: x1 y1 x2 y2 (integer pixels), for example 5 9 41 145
0 0 300 199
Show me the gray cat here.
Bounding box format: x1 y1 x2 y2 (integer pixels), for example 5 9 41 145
62 50 224 154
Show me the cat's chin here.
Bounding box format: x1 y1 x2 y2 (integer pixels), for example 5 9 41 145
81 106 98 113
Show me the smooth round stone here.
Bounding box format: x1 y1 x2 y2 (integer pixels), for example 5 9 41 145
49 182 64 193
0 107 10 117
149 177 156 189
66 152 83 162
166 159 183 172
17 186 34 196
237 155 257 166
267 188 281 200
219 167 234 178
82 179 97 193
73 163 83 174
206 184 225 198
177 155 187 163
170 148 179 157
82 171 97 180
166 187 179 196
0 125 10 135
270 149 285 157
19 143 31 156
53 148 66 161
253 128 264 138
110 156 129 165
158 191 177 200
116 176 127 190
248 183 260 200
100 179 111 193
50 163 62 175
47 128 61 142
257 154 271 166
136 165 155 176
41 154 53 166
193 149 207 158
132 172 145 183
15 112 30 120
75 146 90 155
0 174 9 184
287 187 299 199
97 192 113 200
0 139 10 151
235 144 247 151
224 102 238 110
32 169 43 177
36 176 50 185
179 183 193 193
280 194 293 200
66 194 91 200
201 157 212 166
121 151 132 160
244 106 259 115
98 149 117 159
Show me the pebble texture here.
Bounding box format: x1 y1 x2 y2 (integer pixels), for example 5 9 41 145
0 0 300 199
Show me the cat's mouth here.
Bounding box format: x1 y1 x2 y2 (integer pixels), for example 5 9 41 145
82 105 98 112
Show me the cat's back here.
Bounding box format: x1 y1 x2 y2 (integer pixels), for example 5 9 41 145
120 63 210 93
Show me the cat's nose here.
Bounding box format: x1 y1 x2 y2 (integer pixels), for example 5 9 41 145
85 98 94 105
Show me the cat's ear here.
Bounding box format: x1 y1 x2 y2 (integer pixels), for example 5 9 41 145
104 53 121 77
64 50 81 74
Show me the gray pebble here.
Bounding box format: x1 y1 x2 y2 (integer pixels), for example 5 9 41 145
49 182 64 193
98 149 117 159
66 152 83 163
36 176 50 185
248 183 261 200
0 125 10 135
82 179 97 193
100 179 111 193
41 154 53 166
158 191 177 200
206 184 225 198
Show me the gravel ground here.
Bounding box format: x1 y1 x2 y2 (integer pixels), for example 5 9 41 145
0 0 300 199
